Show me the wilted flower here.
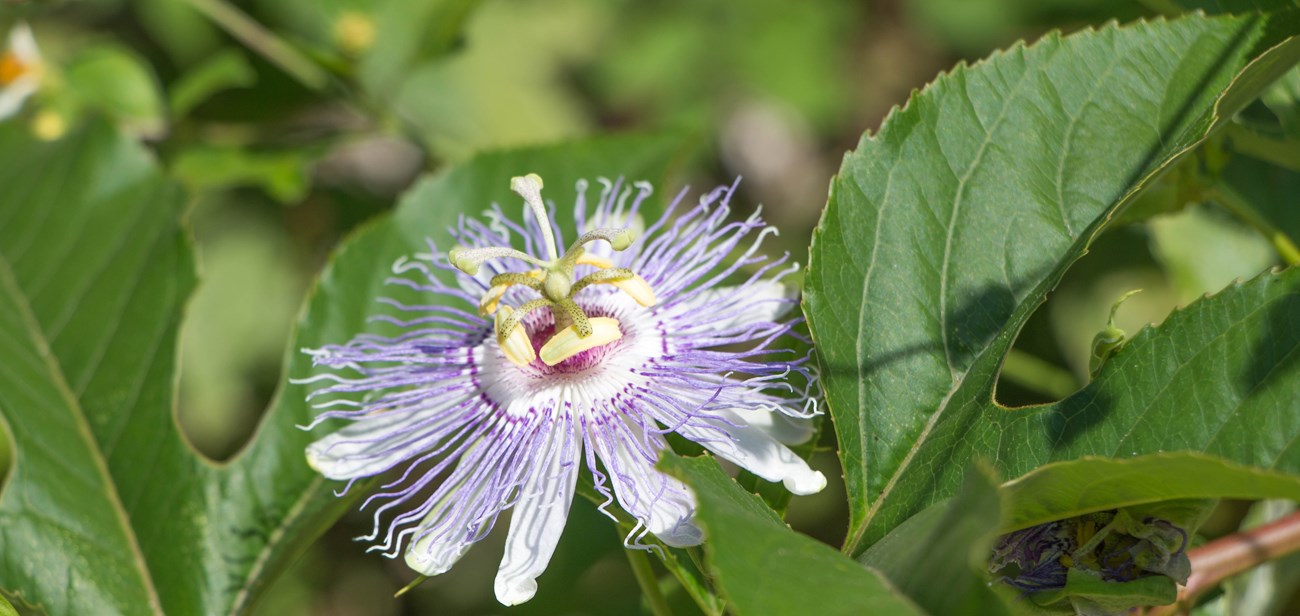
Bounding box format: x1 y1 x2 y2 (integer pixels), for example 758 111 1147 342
300 175 824 605
990 510 1190 614
0 23 41 120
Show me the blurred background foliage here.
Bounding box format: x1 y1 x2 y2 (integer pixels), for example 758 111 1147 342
0 0 1296 613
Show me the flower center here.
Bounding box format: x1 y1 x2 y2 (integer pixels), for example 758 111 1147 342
0 51 27 86
524 307 624 375
449 174 658 368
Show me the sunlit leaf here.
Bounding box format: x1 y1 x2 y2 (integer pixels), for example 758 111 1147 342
804 12 1300 556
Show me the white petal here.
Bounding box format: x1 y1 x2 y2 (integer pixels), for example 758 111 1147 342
405 529 473 576
404 433 527 577
728 406 815 445
9 23 39 63
306 408 449 480
680 408 826 495
0 77 36 121
679 279 794 330
494 420 581 606
593 425 702 547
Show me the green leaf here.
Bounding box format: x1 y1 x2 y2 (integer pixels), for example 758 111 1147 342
0 121 687 615
1002 453 1300 532
171 145 310 204
65 45 168 138
1171 0 1298 13
859 463 1012 615
803 12 1300 556
660 454 923 616
0 123 178 614
168 49 257 118
1036 569 1176 614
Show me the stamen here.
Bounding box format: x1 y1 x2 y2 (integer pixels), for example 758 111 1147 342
576 254 615 269
479 271 544 315
570 268 635 292
495 306 539 366
539 317 623 365
611 276 656 307
570 269 657 307
554 298 593 337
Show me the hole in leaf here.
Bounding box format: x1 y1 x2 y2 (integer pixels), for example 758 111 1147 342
178 194 313 461
996 202 1277 407
995 225 1172 407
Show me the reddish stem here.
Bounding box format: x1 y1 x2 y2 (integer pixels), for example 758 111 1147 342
1145 510 1300 616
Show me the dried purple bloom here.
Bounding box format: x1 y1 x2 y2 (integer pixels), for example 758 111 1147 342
299 175 824 605
990 510 1191 599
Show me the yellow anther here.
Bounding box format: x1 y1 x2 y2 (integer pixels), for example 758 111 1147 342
611 274 656 307
576 254 615 268
495 306 537 366
479 285 508 316
539 317 622 365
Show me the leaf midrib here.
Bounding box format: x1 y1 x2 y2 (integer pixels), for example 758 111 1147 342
0 254 164 615
846 43 1048 554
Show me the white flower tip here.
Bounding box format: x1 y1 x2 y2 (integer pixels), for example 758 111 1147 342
494 575 539 606
304 447 325 472
405 543 459 577
783 470 827 496
539 317 622 365
612 275 656 307
304 439 365 480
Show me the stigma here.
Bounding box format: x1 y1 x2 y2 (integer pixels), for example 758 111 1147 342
449 174 657 367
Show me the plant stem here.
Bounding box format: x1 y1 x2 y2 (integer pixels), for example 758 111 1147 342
1208 184 1300 267
626 548 674 616
1145 511 1300 615
186 0 330 91
1224 123 1300 174
1000 349 1079 401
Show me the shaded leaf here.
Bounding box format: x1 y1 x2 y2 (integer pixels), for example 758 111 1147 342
859 463 1012 615
1002 453 1300 533
660 454 923 616
169 49 257 118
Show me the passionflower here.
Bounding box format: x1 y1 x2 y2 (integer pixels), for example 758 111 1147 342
300 174 824 605
0 22 41 121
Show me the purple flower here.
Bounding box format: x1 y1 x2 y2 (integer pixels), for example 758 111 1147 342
299 174 824 605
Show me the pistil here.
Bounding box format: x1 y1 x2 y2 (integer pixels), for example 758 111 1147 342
449 174 658 366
